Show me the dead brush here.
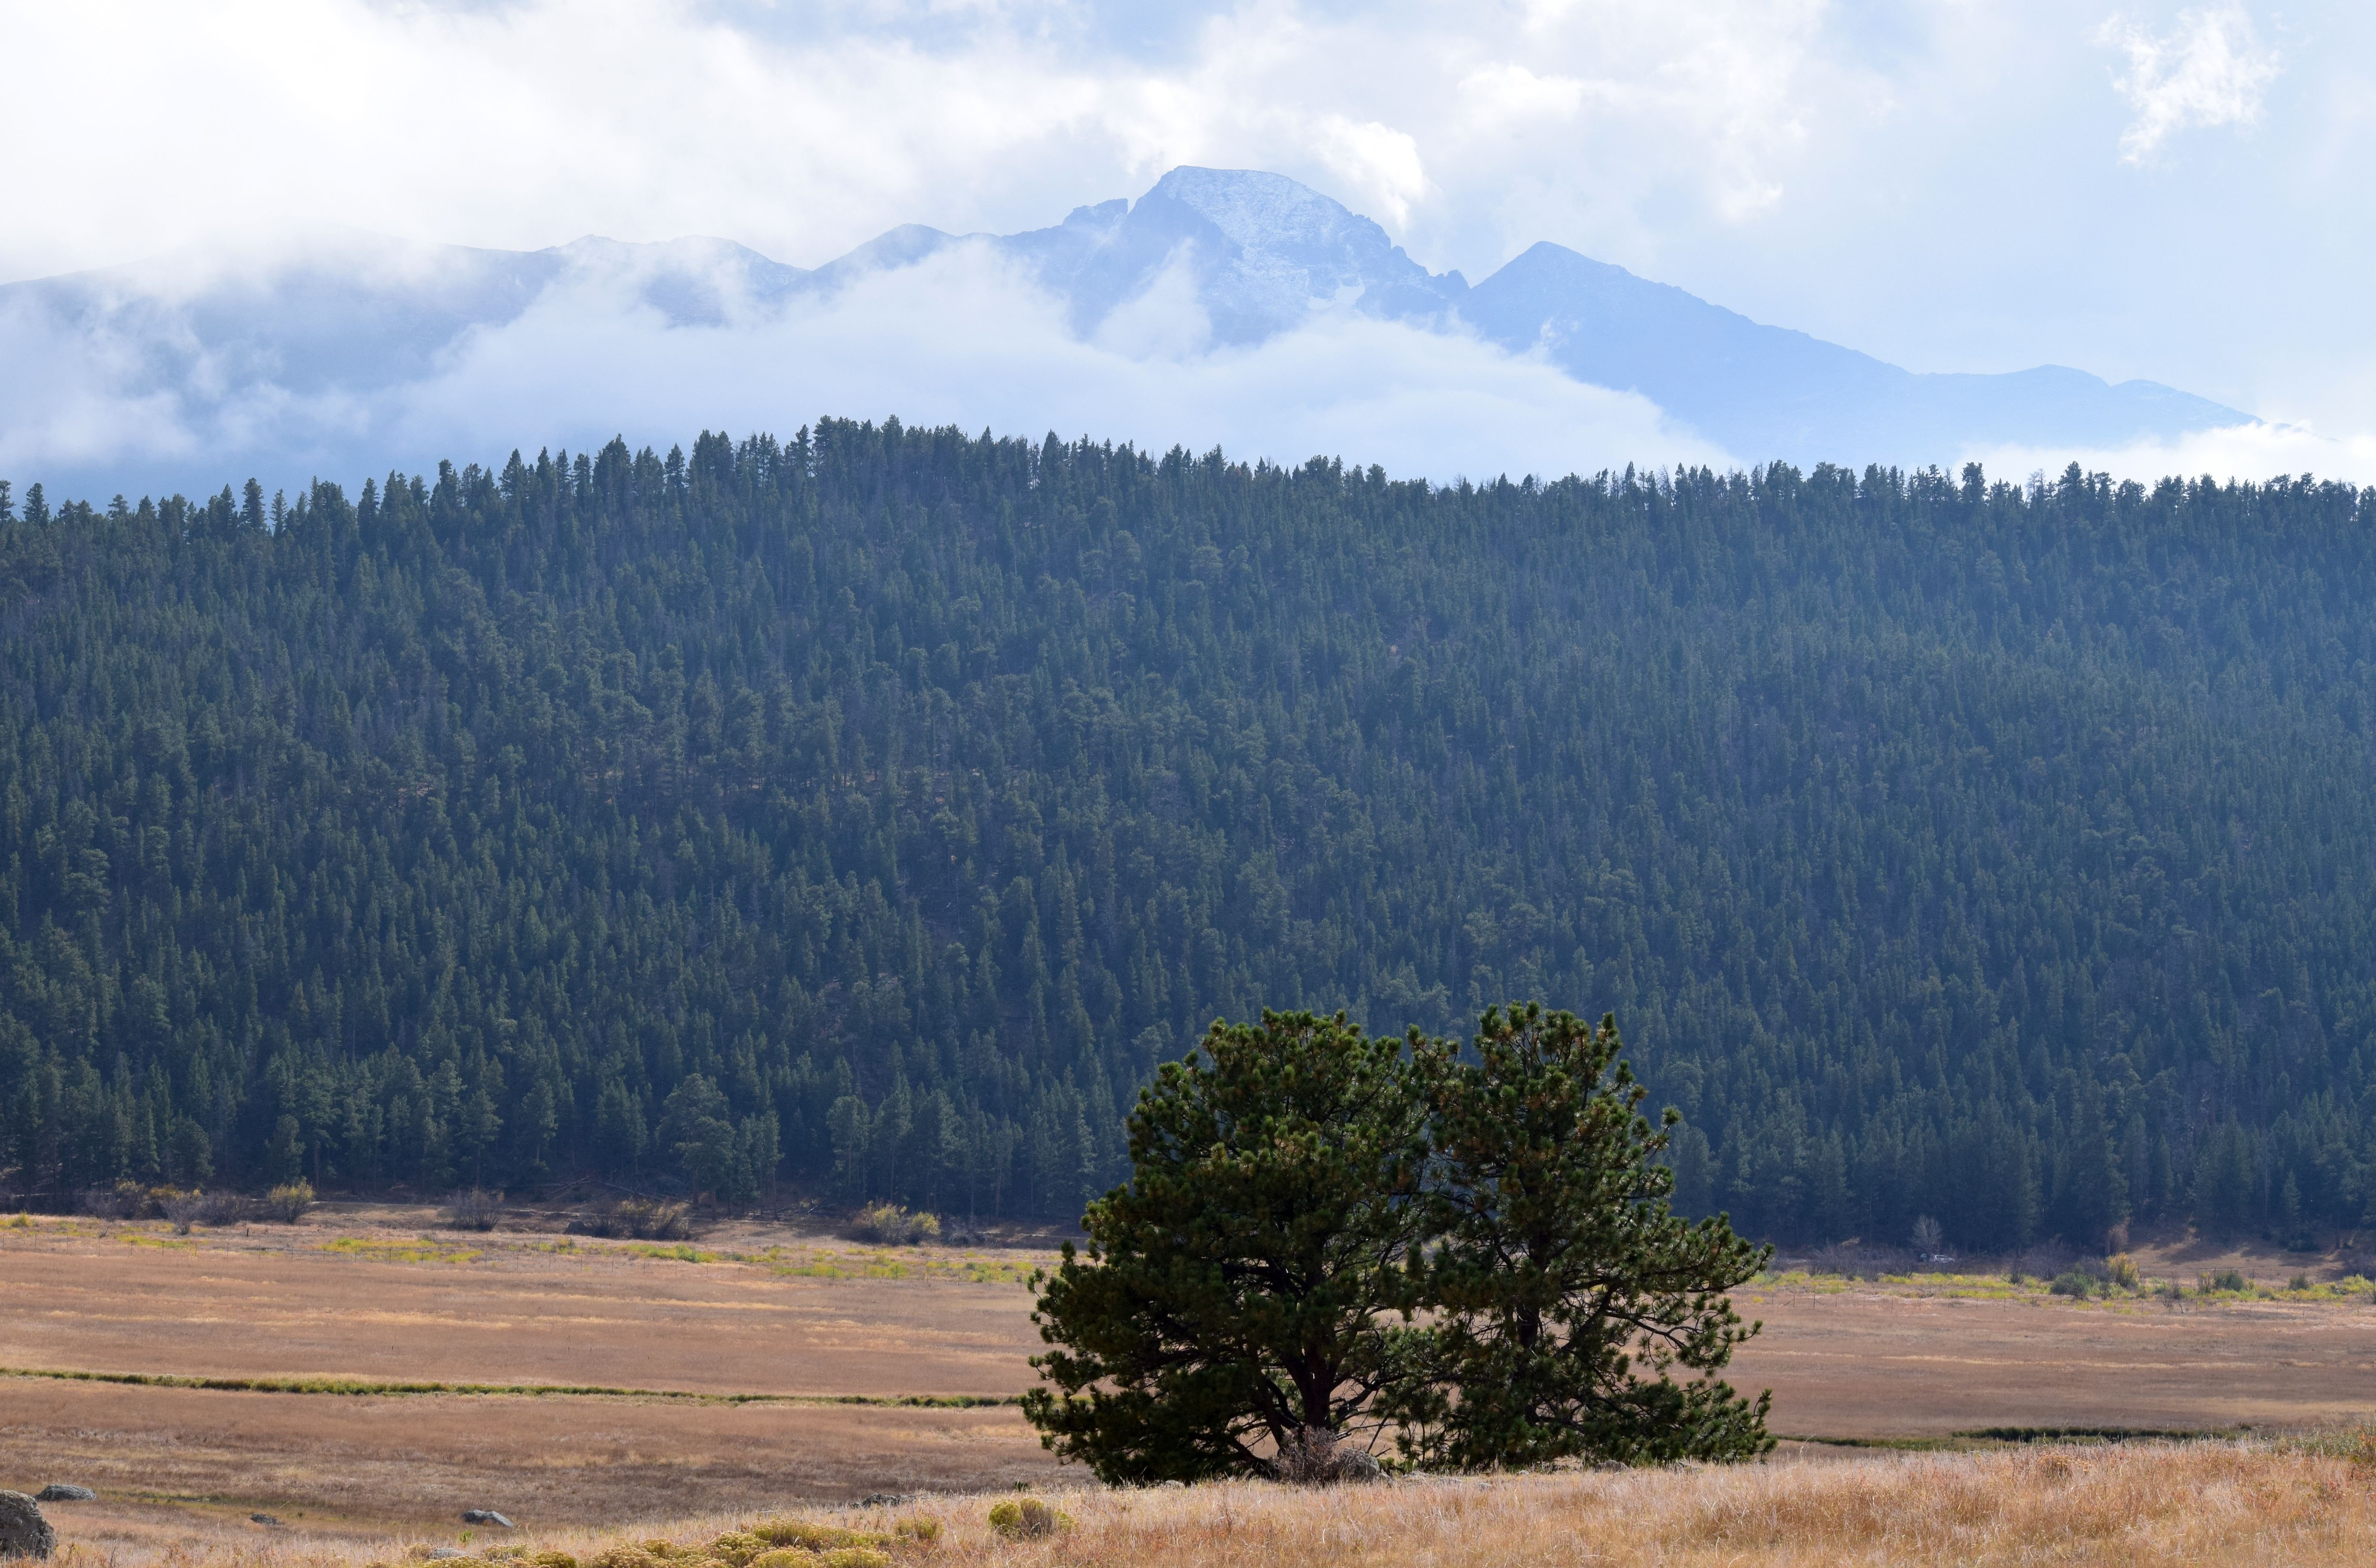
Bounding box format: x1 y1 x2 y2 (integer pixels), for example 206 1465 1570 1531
846 1202 940 1246
569 1196 695 1239
447 1187 505 1230
161 1190 242 1232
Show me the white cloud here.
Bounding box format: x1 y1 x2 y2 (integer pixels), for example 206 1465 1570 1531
399 245 1735 484
2 0 2372 470
0 242 1731 497
2098 4 2282 163
1965 418 2376 488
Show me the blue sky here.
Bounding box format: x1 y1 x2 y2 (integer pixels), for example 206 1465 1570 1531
2 0 2367 476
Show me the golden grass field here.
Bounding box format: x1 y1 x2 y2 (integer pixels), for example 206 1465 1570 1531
7 1204 2376 1562
24 1445 2376 1568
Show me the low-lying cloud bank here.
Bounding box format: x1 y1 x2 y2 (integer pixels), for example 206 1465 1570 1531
0 241 1730 502
1965 421 2376 491
3 235 2368 507
393 245 1733 484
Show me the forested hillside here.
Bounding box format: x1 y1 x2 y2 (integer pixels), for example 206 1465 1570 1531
1 427 2372 1252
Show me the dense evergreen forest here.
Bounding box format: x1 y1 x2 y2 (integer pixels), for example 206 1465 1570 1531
1 425 2372 1252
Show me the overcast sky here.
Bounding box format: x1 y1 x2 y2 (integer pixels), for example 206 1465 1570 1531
2 0 2367 472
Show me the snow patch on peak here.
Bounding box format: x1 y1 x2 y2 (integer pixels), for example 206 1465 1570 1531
1145 168 1379 254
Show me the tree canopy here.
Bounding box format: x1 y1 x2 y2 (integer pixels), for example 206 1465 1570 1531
1023 1003 1768 1478
1021 1010 1430 1481
1 433 2373 1253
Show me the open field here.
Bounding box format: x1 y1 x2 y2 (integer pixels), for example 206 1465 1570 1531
6 1206 2376 1534
21 1444 2376 1568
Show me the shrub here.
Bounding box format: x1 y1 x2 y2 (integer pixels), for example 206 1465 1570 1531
570 1198 694 1240
584 1549 663 1568
2201 1268 2252 1294
162 1190 241 1232
892 1520 939 1543
847 1202 940 1246
78 1181 142 1219
988 1499 1070 1540
700 1533 764 1566
2048 1269 2096 1298
2102 1253 2141 1290
749 1521 887 1552
448 1188 504 1230
2291 1272 2312 1291
263 1181 317 1222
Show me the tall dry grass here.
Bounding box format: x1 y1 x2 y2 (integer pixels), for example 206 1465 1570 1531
36 1443 2376 1568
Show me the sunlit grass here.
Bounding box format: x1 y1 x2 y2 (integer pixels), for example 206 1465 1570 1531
319 1237 485 1264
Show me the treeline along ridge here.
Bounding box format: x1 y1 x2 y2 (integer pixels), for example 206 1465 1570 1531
1 425 2372 1249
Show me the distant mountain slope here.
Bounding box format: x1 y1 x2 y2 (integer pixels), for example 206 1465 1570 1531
0 168 2248 495
5 428 2370 1255
1457 240 2244 460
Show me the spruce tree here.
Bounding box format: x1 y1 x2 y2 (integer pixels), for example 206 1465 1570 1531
1391 1005 1772 1470
1021 1011 1430 1482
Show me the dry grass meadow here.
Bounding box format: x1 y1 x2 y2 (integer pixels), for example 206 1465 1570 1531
9 1203 2376 1562
25 1445 2376 1568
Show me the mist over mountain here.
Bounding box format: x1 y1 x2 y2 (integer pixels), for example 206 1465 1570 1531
0 169 2250 502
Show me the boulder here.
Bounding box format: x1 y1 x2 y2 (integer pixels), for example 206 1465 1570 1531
423 1549 466 1560
31 1490 91 1505
249 1515 282 1527
1273 1426 1388 1486
0 1492 55 1560
1333 1447 1386 1484
461 1512 514 1529
858 1494 908 1508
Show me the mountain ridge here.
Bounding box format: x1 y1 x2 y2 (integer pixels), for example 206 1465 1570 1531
0 166 2249 495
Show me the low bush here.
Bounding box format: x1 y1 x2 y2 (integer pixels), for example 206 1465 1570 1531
2102 1253 2141 1290
447 1188 504 1230
263 1181 317 1222
848 1202 940 1246
569 1198 694 1240
988 1498 1070 1540
2048 1269 2097 1298
78 1182 139 1219
162 1190 242 1233
2201 1268 2253 1294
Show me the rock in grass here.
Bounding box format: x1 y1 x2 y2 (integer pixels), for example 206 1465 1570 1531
31 1489 91 1504
0 1492 56 1560
1334 1447 1386 1483
249 1514 282 1527
858 1494 908 1508
461 1512 514 1529
423 1549 466 1560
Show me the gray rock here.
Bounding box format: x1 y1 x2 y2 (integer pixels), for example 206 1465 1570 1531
460 1511 513 1529
0 1492 54 1559
858 1494 907 1509
423 1550 466 1560
249 1514 281 1527
31 1489 91 1505
1333 1447 1386 1484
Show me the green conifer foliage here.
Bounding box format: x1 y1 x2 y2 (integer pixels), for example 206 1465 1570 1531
0 431 2370 1247
1021 1011 1430 1482
1392 1005 1771 1469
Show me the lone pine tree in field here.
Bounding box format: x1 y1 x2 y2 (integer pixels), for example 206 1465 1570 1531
1389 1005 1771 1469
1021 1011 1432 1483
1022 1003 1771 1479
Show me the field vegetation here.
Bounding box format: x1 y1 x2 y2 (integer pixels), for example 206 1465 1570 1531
25 1444 2376 1568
